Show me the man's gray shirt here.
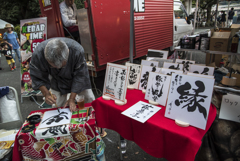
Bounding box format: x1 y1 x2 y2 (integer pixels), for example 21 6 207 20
30 37 91 95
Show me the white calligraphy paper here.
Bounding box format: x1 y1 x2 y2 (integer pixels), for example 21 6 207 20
139 65 161 90
141 60 159 67
146 57 173 67
219 94 240 123
125 62 142 89
160 68 183 76
189 64 214 76
163 62 183 71
103 63 129 102
38 108 72 129
165 73 214 130
147 49 168 59
122 101 161 123
175 59 195 73
187 72 214 79
145 72 171 106
36 125 70 139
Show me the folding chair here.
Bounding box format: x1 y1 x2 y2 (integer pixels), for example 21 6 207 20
0 86 23 130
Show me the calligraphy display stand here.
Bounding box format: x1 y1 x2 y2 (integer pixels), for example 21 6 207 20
102 95 111 100
142 90 146 94
127 85 135 90
115 99 127 106
175 119 190 127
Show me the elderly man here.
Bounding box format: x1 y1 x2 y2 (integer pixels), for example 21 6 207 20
30 38 94 111
59 0 80 41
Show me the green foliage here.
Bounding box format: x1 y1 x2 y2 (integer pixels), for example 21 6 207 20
0 0 41 26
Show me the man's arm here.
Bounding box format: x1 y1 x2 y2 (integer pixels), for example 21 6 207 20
60 4 77 27
39 86 57 105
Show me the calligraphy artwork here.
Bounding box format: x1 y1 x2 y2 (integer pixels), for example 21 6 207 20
145 72 171 106
141 60 159 68
147 49 168 59
139 65 161 91
122 101 161 123
36 125 70 139
165 73 214 130
125 63 142 89
160 68 183 76
175 59 195 74
189 64 214 76
187 72 214 79
219 94 240 123
146 57 173 67
38 109 72 129
103 63 129 102
163 62 183 71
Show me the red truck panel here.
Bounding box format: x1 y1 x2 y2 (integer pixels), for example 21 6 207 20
38 0 65 39
88 0 173 68
88 0 131 67
134 0 173 57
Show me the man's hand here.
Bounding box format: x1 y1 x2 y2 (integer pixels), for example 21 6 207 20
45 93 57 105
8 44 12 47
63 98 76 112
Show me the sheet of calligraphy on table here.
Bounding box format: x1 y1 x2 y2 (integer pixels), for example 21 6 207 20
165 73 214 130
122 101 161 123
103 63 129 102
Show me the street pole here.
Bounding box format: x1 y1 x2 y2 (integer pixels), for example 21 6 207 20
129 0 134 63
193 0 198 34
214 0 219 29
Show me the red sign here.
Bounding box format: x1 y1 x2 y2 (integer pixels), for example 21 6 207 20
22 72 31 83
31 39 44 53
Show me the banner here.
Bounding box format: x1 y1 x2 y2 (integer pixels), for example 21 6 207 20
20 17 47 96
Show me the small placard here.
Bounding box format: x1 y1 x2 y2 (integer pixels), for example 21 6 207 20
141 60 159 67
125 62 142 89
139 65 161 90
189 64 214 76
122 101 161 123
219 94 240 123
103 63 129 102
163 62 183 71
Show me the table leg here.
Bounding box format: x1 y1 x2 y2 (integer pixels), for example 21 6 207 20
119 135 127 160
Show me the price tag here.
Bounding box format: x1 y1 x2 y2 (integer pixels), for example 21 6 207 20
219 94 240 123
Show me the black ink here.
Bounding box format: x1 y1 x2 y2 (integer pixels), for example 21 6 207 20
169 64 180 70
129 67 138 85
118 69 126 99
175 81 208 119
193 67 210 75
42 125 68 136
42 112 69 125
140 71 149 90
130 104 154 118
113 70 119 87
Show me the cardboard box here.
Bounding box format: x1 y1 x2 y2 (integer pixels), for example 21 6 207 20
231 24 240 28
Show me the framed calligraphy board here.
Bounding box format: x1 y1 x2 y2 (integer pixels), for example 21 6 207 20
146 57 173 67
125 62 142 89
175 59 195 74
165 73 214 130
141 60 159 67
145 72 171 106
103 63 129 102
163 62 183 71
189 64 214 76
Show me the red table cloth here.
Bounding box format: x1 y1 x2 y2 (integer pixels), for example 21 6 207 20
92 89 217 161
12 103 106 161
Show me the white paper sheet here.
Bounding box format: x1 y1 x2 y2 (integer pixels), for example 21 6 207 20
219 94 240 123
165 73 214 130
187 72 214 79
125 63 142 89
141 60 159 67
36 125 70 139
122 101 161 123
163 62 183 71
139 65 161 90
189 64 214 76
38 108 72 129
103 63 129 102
145 72 171 106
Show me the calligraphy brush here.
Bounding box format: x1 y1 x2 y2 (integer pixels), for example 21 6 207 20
49 91 60 113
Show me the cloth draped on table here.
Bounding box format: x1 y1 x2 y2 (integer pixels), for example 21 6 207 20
92 89 217 161
12 103 105 161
